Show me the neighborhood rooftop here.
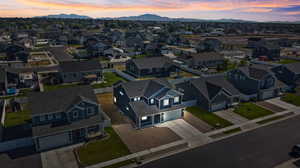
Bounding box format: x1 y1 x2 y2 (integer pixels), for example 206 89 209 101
59 60 102 73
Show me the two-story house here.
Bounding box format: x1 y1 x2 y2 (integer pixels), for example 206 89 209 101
113 79 184 129
125 57 174 78
29 86 110 151
227 64 285 101
272 62 300 90
59 60 102 84
176 76 240 112
252 43 281 60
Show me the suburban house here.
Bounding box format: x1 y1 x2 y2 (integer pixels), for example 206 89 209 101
176 76 240 112
113 79 185 129
227 64 286 101
196 38 223 52
272 62 300 90
125 57 174 78
252 43 281 60
59 60 102 83
187 52 225 69
29 86 110 151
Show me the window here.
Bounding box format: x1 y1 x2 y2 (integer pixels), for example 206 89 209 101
40 115 45 122
113 97 117 103
126 107 129 111
174 97 180 103
119 91 124 96
150 99 155 104
87 107 94 115
47 114 53 120
163 99 169 106
55 113 61 119
141 116 148 121
134 97 138 101
73 111 79 118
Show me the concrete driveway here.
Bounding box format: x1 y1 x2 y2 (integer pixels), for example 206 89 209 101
266 98 298 111
183 112 213 133
215 109 248 125
256 101 286 113
157 119 212 146
41 144 80 168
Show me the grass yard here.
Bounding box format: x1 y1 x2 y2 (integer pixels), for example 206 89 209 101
278 59 300 64
78 127 131 166
92 72 126 89
281 93 300 106
4 104 31 128
186 106 233 129
233 103 274 120
44 83 79 92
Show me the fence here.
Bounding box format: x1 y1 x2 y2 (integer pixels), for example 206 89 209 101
0 137 34 153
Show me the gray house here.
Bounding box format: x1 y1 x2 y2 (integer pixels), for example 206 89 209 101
188 52 225 69
29 86 109 151
176 76 240 112
113 79 184 128
227 64 286 101
125 57 174 78
59 60 102 83
272 62 300 90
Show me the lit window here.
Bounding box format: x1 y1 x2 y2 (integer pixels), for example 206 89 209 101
119 91 124 96
174 97 180 103
150 99 154 104
134 97 138 101
141 116 148 121
137 97 141 101
163 99 169 106
126 107 129 111
113 97 117 103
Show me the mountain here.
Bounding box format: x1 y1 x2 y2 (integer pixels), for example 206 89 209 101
99 14 256 23
37 14 92 19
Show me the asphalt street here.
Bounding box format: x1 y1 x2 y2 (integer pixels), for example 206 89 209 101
142 115 300 168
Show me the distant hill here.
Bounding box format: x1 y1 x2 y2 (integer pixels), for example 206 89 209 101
36 14 92 19
100 14 256 23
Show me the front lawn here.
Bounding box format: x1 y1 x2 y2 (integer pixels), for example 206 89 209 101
4 104 31 128
278 59 300 64
44 83 79 92
92 72 126 89
77 127 131 166
233 103 274 120
186 106 233 129
281 93 300 106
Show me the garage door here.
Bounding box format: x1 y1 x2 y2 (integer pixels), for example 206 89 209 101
164 109 182 122
262 90 274 100
211 102 226 112
38 132 70 151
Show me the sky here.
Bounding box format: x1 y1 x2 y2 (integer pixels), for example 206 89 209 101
0 0 300 21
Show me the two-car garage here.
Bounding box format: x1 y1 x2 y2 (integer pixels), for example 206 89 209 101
35 132 71 151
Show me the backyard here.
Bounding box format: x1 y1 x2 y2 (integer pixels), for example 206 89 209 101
186 106 233 129
77 127 131 166
233 102 274 120
92 72 127 89
4 104 31 128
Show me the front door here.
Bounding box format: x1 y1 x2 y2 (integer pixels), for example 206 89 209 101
154 114 161 124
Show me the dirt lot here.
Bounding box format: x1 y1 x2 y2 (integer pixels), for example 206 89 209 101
256 101 286 113
183 112 213 133
113 124 181 153
96 93 127 125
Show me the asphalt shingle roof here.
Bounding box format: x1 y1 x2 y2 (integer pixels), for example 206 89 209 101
131 57 170 69
59 60 102 73
284 62 300 74
29 85 97 115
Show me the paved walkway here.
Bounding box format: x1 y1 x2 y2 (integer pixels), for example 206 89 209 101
41 144 80 168
157 119 212 146
215 109 248 125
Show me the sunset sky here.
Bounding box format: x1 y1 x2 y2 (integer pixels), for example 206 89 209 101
1 0 300 21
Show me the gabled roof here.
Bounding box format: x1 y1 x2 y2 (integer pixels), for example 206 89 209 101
59 60 102 73
238 64 272 80
29 85 97 115
191 52 224 62
190 75 240 101
130 57 170 69
117 78 172 98
284 62 300 74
